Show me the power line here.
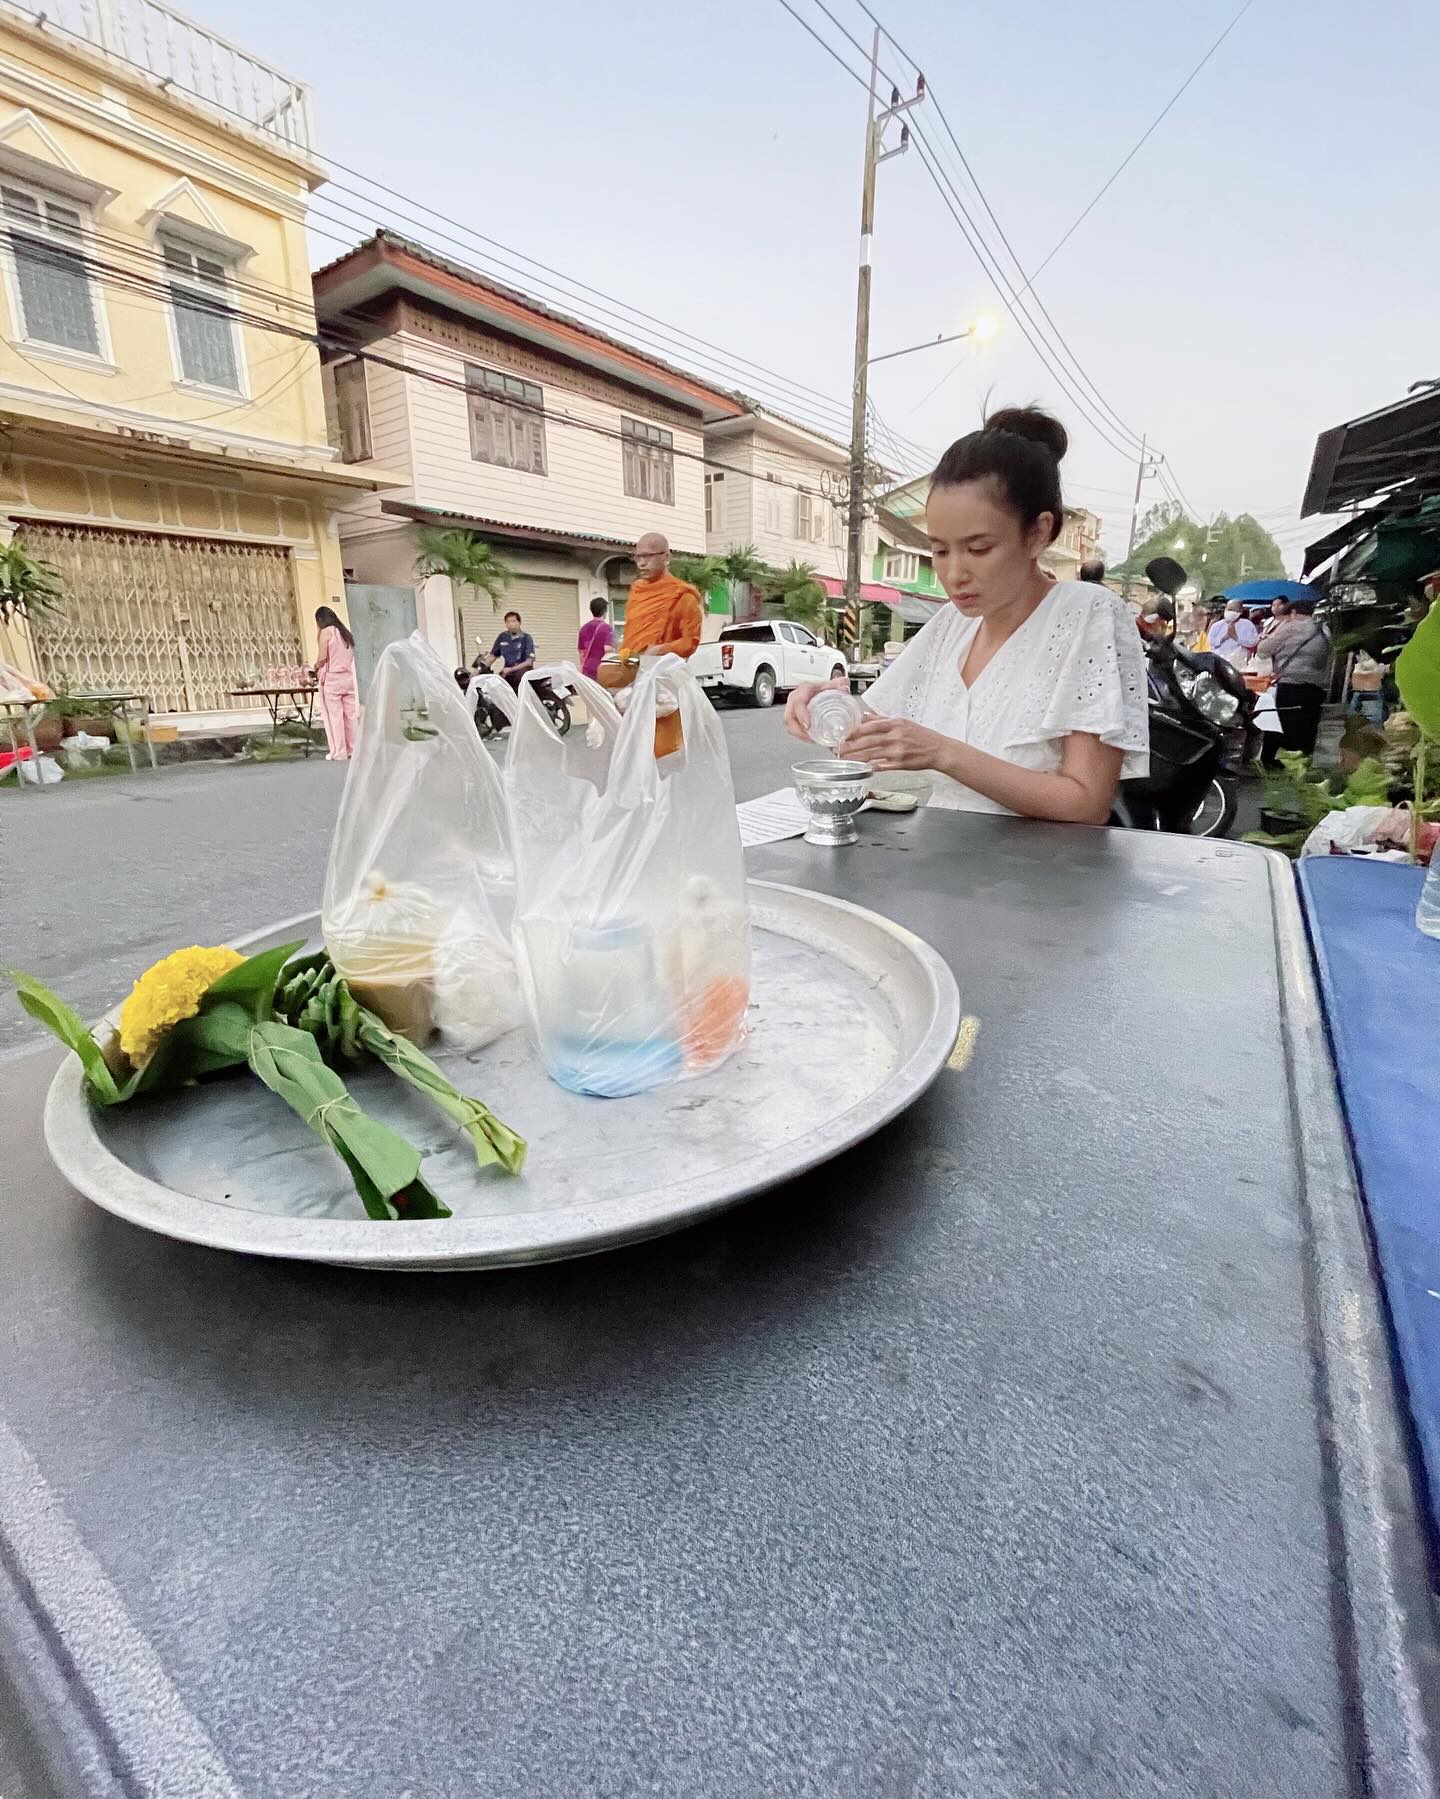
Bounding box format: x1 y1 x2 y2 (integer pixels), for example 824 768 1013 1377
2 15 890 448
771 1 1143 463
29 243 849 504
843 0 1144 451
847 0 1249 516
908 134 1137 462
1022 0 1258 289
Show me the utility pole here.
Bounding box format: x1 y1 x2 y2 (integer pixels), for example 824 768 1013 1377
1123 436 1163 604
843 35 922 653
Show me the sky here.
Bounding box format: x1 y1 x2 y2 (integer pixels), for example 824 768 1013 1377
192 0 1440 569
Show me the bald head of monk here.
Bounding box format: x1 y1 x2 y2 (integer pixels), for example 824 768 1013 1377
634 532 670 580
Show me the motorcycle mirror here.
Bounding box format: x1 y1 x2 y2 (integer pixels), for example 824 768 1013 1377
1145 556 1188 597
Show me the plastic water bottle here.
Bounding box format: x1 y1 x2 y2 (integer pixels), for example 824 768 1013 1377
1417 858 1440 939
807 688 864 753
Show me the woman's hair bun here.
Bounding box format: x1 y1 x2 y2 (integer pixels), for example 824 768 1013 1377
984 405 1068 464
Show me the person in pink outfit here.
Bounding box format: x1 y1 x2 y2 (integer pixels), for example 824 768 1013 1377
313 605 358 761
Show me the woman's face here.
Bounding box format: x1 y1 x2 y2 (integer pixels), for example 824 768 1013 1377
925 479 1052 619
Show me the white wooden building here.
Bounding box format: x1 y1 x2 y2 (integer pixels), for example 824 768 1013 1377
314 233 743 668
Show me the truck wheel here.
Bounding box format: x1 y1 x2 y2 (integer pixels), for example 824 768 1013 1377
751 667 776 708
830 664 847 684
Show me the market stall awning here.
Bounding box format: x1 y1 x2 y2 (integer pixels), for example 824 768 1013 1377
1302 505 1389 578
1302 384 1440 517
817 577 906 607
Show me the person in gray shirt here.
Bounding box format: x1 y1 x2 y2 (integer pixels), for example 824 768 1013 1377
1260 599 1331 766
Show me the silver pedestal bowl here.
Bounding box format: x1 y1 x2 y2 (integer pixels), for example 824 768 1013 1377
792 758 873 846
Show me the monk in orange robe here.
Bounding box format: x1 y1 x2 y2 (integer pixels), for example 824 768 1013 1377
613 532 703 756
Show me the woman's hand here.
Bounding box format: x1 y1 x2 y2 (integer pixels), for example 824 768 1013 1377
784 677 849 743
842 714 946 772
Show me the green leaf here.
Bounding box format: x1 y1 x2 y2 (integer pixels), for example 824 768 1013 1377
1242 829 1309 857
1397 598 1440 740
245 1022 450 1221
9 971 121 1104
205 941 305 1020
1340 756 1392 809
355 1007 527 1176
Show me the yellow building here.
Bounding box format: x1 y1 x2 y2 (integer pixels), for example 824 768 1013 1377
0 0 390 723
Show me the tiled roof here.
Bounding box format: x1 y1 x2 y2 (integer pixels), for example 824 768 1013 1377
384 501 702 559
315 232 744 418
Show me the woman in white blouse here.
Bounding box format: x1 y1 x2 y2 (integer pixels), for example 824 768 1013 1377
785 407 1149 825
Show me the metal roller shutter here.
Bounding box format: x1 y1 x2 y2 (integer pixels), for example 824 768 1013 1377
456 574 580 670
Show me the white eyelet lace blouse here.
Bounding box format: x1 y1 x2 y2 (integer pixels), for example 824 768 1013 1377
863 581 1150 813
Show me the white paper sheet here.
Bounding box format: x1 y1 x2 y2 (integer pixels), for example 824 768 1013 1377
736 787 811 847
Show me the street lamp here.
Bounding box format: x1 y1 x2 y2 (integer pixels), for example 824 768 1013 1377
868 315 999 367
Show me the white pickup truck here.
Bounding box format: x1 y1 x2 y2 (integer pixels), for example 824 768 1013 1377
691 621 850 709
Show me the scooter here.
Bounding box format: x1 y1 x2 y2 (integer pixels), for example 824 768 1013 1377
455 664 572 738
1115 557 1251 837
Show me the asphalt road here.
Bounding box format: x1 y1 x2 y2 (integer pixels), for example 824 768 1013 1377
0 704 800 1056
0 702 1263 1056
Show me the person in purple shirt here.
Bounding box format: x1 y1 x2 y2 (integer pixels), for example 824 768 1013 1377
577 596 614 679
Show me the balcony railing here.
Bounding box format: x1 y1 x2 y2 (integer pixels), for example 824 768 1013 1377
2 0 314 152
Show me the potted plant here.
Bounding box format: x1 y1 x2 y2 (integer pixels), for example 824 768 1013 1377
44 689 119 740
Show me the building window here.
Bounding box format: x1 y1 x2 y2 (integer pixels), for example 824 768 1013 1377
622 416 674 505
795 490 814 541
466 364 547 474
2 186 100 356
334 358 371 462
883 549 920 583
828 501 843 548
704 471 724 534
161 238 241 391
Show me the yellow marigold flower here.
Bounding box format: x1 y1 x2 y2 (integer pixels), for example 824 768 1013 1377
118 944 245 1066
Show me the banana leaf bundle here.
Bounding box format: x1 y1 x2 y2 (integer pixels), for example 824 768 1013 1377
12 941 525 1222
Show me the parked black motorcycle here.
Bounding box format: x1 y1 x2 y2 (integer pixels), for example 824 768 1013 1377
454 665 572 738
1115 557 1251 837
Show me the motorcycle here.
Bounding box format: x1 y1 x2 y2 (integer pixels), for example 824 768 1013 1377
1115 557 1251 837
455 664 572 739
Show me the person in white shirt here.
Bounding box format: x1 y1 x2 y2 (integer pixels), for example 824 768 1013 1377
784 406 1149 824
1208 602 1259 666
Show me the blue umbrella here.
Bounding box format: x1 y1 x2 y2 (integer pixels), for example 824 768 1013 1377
1221 579 1320 603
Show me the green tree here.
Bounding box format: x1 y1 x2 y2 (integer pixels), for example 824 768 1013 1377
720 544 767 589
414 528 512 605
670 554 728 595
0 541 62 627
765 560 829 639
1113 511 1286 598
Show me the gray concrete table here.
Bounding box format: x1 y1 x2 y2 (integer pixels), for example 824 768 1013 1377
1 812 1437 1798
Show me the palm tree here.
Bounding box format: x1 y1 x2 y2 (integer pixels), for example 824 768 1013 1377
719 543 768 621
670 554 728 597
767 560 830 641
721 544 767 588
413 528 512 606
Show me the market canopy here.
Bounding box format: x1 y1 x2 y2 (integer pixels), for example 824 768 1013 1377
1302 383 1440 517
1302 505 1388 578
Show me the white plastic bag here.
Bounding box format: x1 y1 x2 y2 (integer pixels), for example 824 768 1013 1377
322 632 521 1048
17 752 62 785
1300 806 1392 857
506 655 750 1098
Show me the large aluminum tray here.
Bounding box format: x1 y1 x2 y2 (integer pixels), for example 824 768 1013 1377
43 881 960 1270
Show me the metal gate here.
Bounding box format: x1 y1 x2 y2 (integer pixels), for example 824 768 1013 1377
20 522 302 713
